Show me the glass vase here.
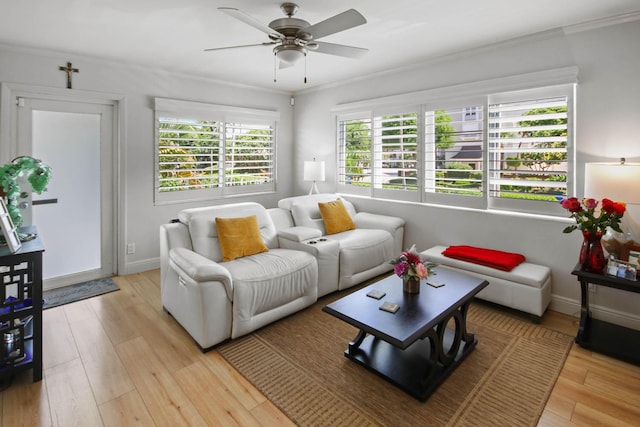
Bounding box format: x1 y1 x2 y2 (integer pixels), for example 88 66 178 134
579 230 606 273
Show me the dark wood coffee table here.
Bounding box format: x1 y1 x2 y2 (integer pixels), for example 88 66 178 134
322 267 489 400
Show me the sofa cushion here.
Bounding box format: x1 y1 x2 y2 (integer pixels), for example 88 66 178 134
326 229 395 276
281 194 357 234
224 249 317 318
179 202 279 262
318 199 356 235
215 215 269 261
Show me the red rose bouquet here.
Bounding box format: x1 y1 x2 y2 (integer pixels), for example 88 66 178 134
560 197 626 234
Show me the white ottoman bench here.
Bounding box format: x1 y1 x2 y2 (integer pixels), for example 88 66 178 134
421 246 551 322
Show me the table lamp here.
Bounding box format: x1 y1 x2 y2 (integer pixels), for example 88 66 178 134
303 159 325 195
585 158 640 255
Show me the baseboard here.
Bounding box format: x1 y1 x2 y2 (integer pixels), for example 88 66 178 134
550 294 640 331
123 257 160 275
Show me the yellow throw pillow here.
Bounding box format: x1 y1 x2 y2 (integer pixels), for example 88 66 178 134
318 200 355 235
215 215 269 261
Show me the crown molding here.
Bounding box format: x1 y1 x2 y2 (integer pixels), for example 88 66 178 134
563 11 640 35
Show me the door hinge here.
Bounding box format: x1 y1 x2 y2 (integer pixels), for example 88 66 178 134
16 97 25 107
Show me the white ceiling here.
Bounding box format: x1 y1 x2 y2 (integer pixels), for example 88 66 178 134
1 0 640 93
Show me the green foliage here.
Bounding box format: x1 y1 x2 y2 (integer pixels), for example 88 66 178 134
0 156 52 227
518 107 567 172
158 120 272 191
435 110 455 150
446 162 473 179
505 156 522 170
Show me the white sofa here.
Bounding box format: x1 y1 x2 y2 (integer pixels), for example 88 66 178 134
160 202 318 351
274 194 405 297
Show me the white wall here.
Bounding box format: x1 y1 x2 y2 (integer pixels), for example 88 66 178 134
0 46 294 275
293 20 640 325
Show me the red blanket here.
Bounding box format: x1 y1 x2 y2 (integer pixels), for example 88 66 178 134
442 245 526 272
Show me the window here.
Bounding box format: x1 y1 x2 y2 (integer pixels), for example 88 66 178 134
488 85 573 214
335 68 577 216
338 111 419 201
424 105 484 206
338 114 372 196
373 111 418 197
155 98 278 204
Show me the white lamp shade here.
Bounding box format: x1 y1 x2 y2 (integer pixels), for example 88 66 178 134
304 161 325 182
585 162 640 205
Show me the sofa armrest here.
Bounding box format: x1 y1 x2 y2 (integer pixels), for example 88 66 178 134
278 226 323 243
354 212 405 232
169 247 233 300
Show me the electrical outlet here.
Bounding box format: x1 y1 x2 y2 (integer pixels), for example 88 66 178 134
588 283 596 293
127 243 135 254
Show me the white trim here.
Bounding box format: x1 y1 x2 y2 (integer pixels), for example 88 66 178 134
123 257 160 275
154 97 280 122
0 81 126 277
331 67 579 114
549 294 640 332
563 11 640 35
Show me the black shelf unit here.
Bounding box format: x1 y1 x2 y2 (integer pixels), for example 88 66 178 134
0 226 44 382
572 264 640 366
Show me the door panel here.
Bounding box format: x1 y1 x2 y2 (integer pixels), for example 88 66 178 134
17 98 114 289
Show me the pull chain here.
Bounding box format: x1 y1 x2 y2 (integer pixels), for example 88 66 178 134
304 53 307 84
273 52 277 83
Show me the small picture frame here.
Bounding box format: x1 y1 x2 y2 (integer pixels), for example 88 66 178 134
621 244 640 267
0 199 21 253
606 257 637 281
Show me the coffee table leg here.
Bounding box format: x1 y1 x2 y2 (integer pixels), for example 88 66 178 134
435 310 463 366
348 330 367 354
458 299 476 348
420 328 440 386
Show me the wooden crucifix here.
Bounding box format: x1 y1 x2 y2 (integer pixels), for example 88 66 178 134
59 61 79 89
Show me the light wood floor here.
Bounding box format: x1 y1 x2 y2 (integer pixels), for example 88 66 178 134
0 270 639 426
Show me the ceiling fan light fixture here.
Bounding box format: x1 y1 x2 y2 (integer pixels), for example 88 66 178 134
274 45 306 64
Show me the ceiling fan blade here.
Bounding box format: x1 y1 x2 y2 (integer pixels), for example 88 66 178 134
303 9 366 40
218 7 281 38
311 41 368 58
204 42 274 52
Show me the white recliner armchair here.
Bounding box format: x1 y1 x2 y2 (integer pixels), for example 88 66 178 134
275 194 405 296
160 202 318 351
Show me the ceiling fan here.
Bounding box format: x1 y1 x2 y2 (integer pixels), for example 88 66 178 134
206 3 368 82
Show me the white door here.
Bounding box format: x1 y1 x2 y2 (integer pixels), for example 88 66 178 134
16 98 115 289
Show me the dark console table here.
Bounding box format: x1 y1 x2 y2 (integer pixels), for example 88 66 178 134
572 265 640 365
0 227 44 382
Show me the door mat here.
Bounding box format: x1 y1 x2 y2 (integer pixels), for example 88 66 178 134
43 277 119 309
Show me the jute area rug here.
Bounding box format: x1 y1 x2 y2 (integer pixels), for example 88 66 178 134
218 285 573 426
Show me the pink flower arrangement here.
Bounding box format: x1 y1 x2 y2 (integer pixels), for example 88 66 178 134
559 197 626 234
389 245 435 281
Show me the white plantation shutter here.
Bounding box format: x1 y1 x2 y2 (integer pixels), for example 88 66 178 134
154 98 278 204
337 114 372 196
157 117 222 193
424 105 484 207
488 85 574 214
372 111 418 200
335 69 576 216
224 122 274 194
